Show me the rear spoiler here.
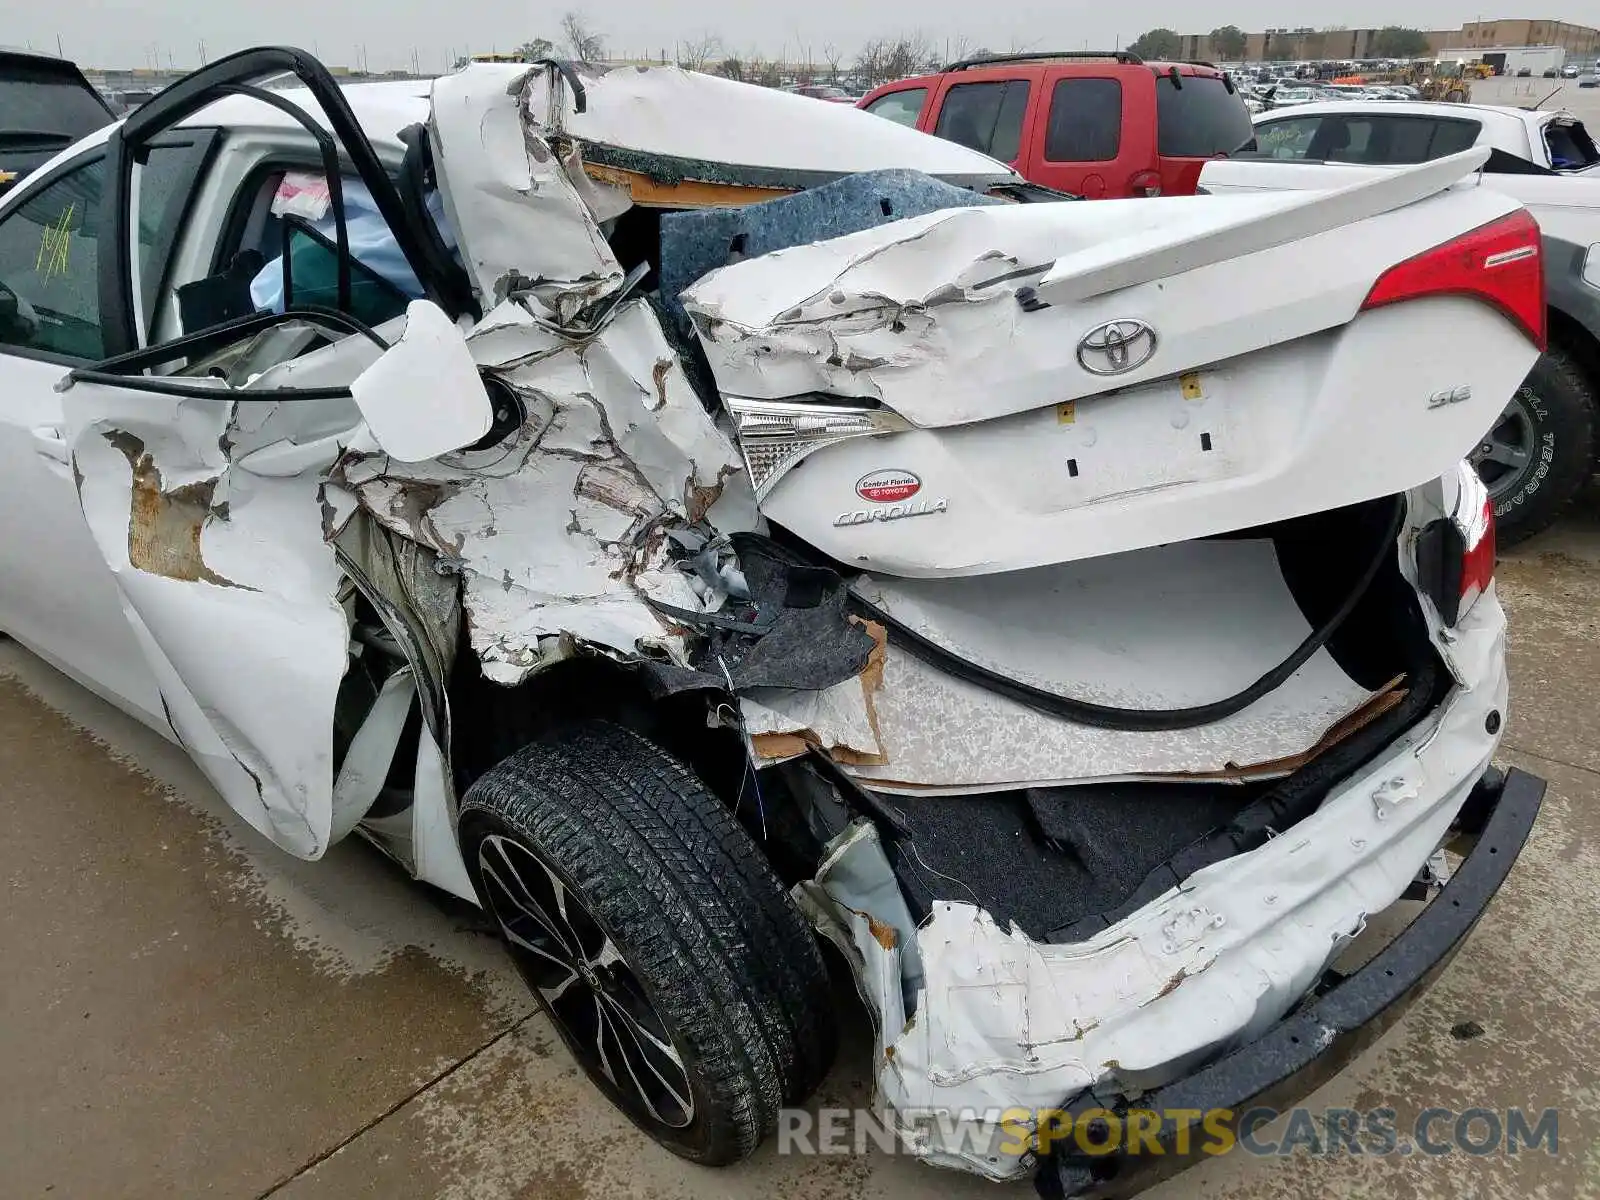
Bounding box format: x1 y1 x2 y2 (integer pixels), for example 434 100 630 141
1038 146 1492 303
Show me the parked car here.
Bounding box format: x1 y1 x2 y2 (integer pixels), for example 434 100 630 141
0 48 1545 1194
1582 74 1600 90
0 49 115 195
789 83 857 103
1518 67 1534 77
858 51 1253 197
1211 117 1600 541
1249 99 1600 175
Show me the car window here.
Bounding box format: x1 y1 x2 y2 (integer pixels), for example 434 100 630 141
934 80 1032 161
0 60 113 142
0 155 107 359
0 139 210 360
133 138 215 333
1255 116 1322 159
1044 78 1122 162
1310 115 1481 165
1157 75 1254 157
1385 117 1480 163
280 218 412 328
1546 121 1600 170
864 88 928 128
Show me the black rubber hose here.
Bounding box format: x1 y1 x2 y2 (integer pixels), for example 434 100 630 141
852 497 1407 733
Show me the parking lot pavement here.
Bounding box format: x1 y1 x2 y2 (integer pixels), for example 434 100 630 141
1471 74 1600 119
4 490 1600 1200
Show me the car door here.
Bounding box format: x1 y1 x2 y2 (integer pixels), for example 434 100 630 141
1035 73 1142 197
55 49 465 861
0 134 211 730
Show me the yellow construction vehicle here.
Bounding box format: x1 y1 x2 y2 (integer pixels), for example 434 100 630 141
1396 60 1472 103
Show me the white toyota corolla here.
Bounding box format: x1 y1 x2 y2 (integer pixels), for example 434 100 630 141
0 47 1545 1195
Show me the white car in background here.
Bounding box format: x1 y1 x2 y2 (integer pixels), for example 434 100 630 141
0 47 1545 1197
1232 100 1600 541
1249 98 1600 175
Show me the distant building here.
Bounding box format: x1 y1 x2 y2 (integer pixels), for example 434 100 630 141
1458 19 1600 58
1174 19 1597 63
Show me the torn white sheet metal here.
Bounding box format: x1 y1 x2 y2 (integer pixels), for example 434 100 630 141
61 388 349 858
751 539 1382 789
429 66 623 319
517 62 1012 182
337 297 750 685
852 590 1508 1179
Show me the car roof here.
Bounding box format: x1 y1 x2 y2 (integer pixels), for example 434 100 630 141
1253 99 1572 132
0 47 82 68
54 78 434 160
874 56 1224 92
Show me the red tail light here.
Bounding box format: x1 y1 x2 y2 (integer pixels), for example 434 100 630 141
1458 493 1496 621
1361 210 1546 351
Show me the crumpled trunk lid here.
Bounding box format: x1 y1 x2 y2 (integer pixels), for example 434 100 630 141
683 152 1540 577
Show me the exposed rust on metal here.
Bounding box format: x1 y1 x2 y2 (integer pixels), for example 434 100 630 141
105 431 253 590
650 358 671 410
866 914 899 950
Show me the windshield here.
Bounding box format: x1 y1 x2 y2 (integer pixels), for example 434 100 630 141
1157 75 1255 157
0 62 114 144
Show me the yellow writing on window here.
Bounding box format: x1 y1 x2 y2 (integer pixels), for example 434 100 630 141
37 204 74 280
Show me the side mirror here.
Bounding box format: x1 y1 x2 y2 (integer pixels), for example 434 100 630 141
349 300 493 462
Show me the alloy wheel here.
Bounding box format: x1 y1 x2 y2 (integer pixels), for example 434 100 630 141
477 834 696 1129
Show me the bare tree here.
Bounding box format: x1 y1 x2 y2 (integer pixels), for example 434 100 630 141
560 11 606 62
854 32 937 88
515 37 555 61
822 42 844 83
676 33 723 72
946 34 977 65
743 54 783 88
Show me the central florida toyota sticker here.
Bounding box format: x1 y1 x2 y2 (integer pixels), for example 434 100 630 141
856 470 921 503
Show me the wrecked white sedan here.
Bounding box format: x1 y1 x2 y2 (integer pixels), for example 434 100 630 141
0 47 1547 1194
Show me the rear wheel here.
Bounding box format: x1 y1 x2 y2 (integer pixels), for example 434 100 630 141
1470 346 1596 546
458 722 835 1165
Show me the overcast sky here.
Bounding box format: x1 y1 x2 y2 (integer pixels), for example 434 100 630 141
13 1 1508 72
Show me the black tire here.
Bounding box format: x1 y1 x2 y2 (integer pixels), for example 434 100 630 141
1471 346 1597 547
457 721 835 1166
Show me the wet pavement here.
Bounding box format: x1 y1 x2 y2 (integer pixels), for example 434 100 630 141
4 491 1599 1200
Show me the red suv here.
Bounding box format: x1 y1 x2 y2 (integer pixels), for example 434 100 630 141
859 51 1254 198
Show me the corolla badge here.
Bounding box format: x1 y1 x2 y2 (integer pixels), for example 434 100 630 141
1076 319 1158 376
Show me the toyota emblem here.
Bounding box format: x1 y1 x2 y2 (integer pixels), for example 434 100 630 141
1076 319 1158 376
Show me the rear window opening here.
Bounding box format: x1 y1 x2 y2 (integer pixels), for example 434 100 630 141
1156 74 1254 158
1545 119 1600 171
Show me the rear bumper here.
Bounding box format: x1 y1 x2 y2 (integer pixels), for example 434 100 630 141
1034 765 1545 1199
